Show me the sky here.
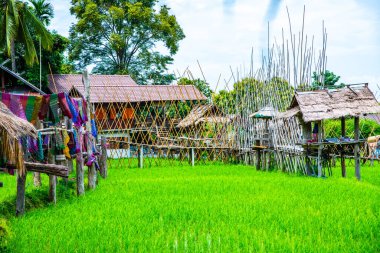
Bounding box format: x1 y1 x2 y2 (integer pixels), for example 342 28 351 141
49 0 380 92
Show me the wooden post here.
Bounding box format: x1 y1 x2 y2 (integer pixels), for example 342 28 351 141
16 172 26 216
354 116 361 180
189 148 195 167
76 127 85 196
48 151 56 204
138 145 143 168
301 120 312 175
255 139 261 171
83 70 97 189
317 121 323 177
341 117 346 177
100 136 108 178
33 119 43 187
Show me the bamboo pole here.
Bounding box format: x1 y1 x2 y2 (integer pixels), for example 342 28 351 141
83 70 97 189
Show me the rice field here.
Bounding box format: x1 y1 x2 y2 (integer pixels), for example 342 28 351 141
0 161 379 252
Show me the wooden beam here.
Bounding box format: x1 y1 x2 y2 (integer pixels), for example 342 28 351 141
354 116 361 180
341 117 346 177
255 139 261 171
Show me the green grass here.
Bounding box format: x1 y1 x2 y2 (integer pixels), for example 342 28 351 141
0 161 379 252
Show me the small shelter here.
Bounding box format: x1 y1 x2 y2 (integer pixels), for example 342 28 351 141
249 106 277 170
279 84 380 179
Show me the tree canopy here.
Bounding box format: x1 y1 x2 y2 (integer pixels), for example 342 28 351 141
0 0 52 71
69 0 185 84
312 70 345 89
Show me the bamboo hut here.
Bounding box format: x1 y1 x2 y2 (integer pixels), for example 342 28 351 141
277 84 380 179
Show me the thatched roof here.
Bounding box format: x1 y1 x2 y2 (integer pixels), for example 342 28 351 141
283 85 380 122
195 116 231 125
0 101 36 139
249 106 277 119
177 104 222 128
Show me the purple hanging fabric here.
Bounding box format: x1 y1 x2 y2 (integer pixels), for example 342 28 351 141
2 93 11 107
9 94 27 120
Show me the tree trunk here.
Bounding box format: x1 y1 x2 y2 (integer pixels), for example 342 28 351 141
11 39 16 72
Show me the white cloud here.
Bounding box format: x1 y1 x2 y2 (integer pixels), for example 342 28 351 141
48 0 380 93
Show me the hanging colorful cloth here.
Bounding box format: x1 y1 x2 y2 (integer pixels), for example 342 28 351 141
49 94 60 124
58 93 73 119
82 99 88 122
62 129 71 159
66 94 78 124
37 132 44 161
25 95 36 122
68 129 77 155
9 94 26 120
91 119 97 138
38 94 50 120
31 95 43 124
1 92 11 108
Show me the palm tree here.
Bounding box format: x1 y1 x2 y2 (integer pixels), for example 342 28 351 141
29 0 54 88
29 0 54 26
0 0 52 71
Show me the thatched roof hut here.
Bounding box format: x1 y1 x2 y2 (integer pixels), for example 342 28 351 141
177 104 230 128
0 101 36 175
280 85 380 122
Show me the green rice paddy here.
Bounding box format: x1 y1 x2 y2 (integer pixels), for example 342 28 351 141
0 161 379 252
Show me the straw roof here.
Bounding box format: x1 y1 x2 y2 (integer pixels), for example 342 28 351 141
249 106 277 119
283 85 380 122
195 116 231 125
0 101 36 139
177 104 221 128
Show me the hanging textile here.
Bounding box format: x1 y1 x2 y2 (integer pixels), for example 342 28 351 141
9 94 26 120
49 94 60 124
25 95 36 122
31 95 43 123
1 93 11 108
68 129 77 155
39 95 51 120
58 93 73 119
66 94 78 124
62 130 71 159
91 119 98 138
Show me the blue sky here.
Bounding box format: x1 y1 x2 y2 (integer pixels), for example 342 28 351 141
49 0 380 91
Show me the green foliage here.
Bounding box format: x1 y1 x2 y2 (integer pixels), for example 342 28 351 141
29 0 54 26
178 77 213 102
0 0 53 68
1 162 379 252
165 101 191 119
213 77 293 113
324 118 380 139
69 0 185 84
312 70 345 89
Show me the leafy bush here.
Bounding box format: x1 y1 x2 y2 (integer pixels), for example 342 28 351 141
324 118 380 139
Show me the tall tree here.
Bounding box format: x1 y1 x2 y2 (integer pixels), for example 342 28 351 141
69 0 185 84
29 0 54 25
0 0 52 71
312 70 345 89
